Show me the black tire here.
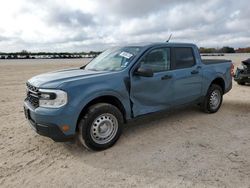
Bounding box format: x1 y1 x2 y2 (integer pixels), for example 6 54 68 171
237 81 245 85
78 103 123 151
201 84 223 113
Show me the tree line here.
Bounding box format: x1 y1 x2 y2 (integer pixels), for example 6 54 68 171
0 50 102 59
199 46 250 53
1 47 250 59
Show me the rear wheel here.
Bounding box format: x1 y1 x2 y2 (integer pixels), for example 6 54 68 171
78 103 123 151
201 84 223 113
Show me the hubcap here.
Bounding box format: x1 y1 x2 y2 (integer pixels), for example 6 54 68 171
90 113 118 144
209 89 221 110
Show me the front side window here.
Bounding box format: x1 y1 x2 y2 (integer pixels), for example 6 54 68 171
85 47 141 71
139 48 170 72
174 47 195 69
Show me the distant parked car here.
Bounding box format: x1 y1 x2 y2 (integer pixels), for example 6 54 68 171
234 59 250 85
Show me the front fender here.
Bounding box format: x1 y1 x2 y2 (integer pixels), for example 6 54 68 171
65 82 132 130
76 90 131 119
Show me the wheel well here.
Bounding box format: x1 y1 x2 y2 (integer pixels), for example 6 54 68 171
211 78 225 93
76 96 126 131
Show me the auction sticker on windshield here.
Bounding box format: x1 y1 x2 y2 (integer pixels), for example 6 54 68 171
119 51 133 59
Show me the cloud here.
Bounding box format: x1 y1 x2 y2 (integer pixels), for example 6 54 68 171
94 0 199 19
0 0 250 52
0 35 9 42
46 8 95 27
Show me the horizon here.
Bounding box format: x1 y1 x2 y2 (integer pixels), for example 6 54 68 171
1 46 250 54
0 0 250 52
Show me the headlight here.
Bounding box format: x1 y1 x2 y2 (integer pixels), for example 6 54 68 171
39 89 67 108
238 65 244 69
239 64 247 69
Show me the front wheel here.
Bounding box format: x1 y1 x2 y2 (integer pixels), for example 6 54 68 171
78 103 123 151
201 84 223 113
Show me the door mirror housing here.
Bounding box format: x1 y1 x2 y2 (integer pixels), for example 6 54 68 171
134 67 154 77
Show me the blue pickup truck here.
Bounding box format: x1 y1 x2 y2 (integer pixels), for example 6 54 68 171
24 43 233 150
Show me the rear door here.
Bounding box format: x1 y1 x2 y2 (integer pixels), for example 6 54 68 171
130 47 174 117
171 47 202 105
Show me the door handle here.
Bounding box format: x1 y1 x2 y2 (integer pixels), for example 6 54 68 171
161 75 172 80
191 70 199 74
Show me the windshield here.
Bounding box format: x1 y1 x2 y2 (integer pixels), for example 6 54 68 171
85 47 142 71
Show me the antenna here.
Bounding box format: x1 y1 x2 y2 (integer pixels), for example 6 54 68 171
166 34 172 42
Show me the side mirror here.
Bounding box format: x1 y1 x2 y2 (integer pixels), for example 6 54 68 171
134 67 154 77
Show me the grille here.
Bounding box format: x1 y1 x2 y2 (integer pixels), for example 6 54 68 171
243 62 250 74
246 66 250 74
26 83 39 108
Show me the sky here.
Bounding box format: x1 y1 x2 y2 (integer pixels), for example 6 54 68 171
0 0 249 52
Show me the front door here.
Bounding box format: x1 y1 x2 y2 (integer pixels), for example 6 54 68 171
130 47 174 117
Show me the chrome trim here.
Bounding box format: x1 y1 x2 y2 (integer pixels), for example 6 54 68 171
29 93 39 98
28 89 39 95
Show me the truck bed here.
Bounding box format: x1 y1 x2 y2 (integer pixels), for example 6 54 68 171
202 59 231 65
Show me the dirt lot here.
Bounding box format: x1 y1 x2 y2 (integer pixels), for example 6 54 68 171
0 57 250 188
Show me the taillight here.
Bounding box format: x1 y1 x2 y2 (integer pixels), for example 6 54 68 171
230 63 234 77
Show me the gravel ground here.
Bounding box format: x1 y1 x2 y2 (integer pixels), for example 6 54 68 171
0 57 249 188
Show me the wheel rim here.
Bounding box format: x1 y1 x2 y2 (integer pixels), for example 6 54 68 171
90 113 118 144
209 89 221 110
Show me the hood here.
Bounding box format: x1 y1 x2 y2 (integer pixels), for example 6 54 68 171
242 58 250 66
28 68 107 88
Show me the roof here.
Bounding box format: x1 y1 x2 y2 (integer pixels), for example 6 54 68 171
127 42 196 49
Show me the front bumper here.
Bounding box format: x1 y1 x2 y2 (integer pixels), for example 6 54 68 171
234 68 250 82
234 73 250 82
24 100 75 142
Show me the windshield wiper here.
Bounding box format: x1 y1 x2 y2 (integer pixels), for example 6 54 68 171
80 65 86 69
86 68 100 71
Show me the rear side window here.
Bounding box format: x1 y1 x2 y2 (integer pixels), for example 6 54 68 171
174 48 195 69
